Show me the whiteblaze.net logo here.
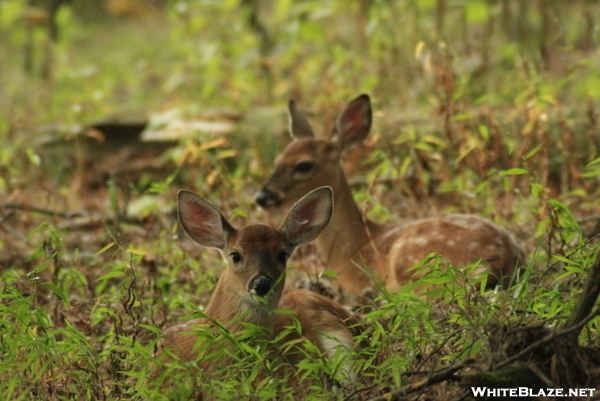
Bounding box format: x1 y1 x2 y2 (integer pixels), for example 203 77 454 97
471 387 597 398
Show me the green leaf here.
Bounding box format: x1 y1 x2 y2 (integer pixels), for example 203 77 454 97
548 199 571 214
524 144 543 159
531 183 543 198
96 271 125 281
451 113 474 121
552 255 578 266
473 180 489 194
321 269 338 279
498 168 528 176
478 125 489 141
140 324 163 334
26 148 41 166
95 242 116 256
40 283 69 306
421 135 448 147
564 265 586 275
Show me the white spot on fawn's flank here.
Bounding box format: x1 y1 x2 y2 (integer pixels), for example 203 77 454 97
318 330 356 383
415 237 429 246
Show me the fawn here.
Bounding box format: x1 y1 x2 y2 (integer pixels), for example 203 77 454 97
157 186 362 384
255 95 526 296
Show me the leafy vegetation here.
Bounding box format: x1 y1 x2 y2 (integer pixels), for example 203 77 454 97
1 0 599 399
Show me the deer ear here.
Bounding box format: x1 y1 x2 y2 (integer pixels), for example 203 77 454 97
177 190 235 250
332 94 372 151
288 99 316 139
282 186 333 247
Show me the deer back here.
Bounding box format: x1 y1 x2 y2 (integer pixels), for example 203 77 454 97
256 95 526 296
274 288 365 382
377 214 525 290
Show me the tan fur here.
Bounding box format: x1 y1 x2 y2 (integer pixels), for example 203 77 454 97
275 289 364 365
157 225 288 372
256 95 526 296
275 289 363 383
156 188 363 385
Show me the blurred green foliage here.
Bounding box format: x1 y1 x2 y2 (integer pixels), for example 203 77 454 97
1 0 598 122
0 0 599 399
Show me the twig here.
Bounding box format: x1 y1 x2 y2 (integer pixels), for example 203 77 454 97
3 202 147 231
527 362 556 388
369 304 599 401
409 328 469 374
0 210 26 239
563 251 600 343
0 209 15 224
366 358 475 401
343 383 378 401
3 202 87 219
576 216 600 223
56 215 145 231
493 307 600 371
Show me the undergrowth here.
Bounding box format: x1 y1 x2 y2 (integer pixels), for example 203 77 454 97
1 0 600 399
0 216 596 400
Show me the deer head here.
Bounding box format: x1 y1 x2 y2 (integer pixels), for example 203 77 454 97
256 94 372 210
177 186 334 321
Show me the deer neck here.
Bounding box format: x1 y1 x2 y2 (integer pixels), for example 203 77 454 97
316 168 383 269
204 278 277 337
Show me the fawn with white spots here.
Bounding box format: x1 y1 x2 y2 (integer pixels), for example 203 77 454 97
156 187 362 385
255 95 526 296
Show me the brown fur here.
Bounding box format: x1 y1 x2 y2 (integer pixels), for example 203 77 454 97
155 188 364 387
275 289 364 366
256 95 526 296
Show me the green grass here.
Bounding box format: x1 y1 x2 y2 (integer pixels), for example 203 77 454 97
1 0 599 399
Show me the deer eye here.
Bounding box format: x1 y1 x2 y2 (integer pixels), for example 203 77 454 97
229 251 242 264
276 251 289 264
294 161 314 174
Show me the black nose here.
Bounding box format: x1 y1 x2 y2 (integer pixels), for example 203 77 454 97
255 189 280 209
249 276 274 297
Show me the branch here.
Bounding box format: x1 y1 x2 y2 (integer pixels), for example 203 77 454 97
563 251 600 343
2 202 146 230
366 358 475 401
493 307 600 371
409 328 469 374
3 202 86 219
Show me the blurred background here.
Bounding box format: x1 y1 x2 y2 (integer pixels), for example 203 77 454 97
1 0 600 270
1 1 600 398
1 0 599 210
1 0 600 276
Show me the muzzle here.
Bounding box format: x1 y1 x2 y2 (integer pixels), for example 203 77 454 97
249 275 274 297
255 189 280 209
